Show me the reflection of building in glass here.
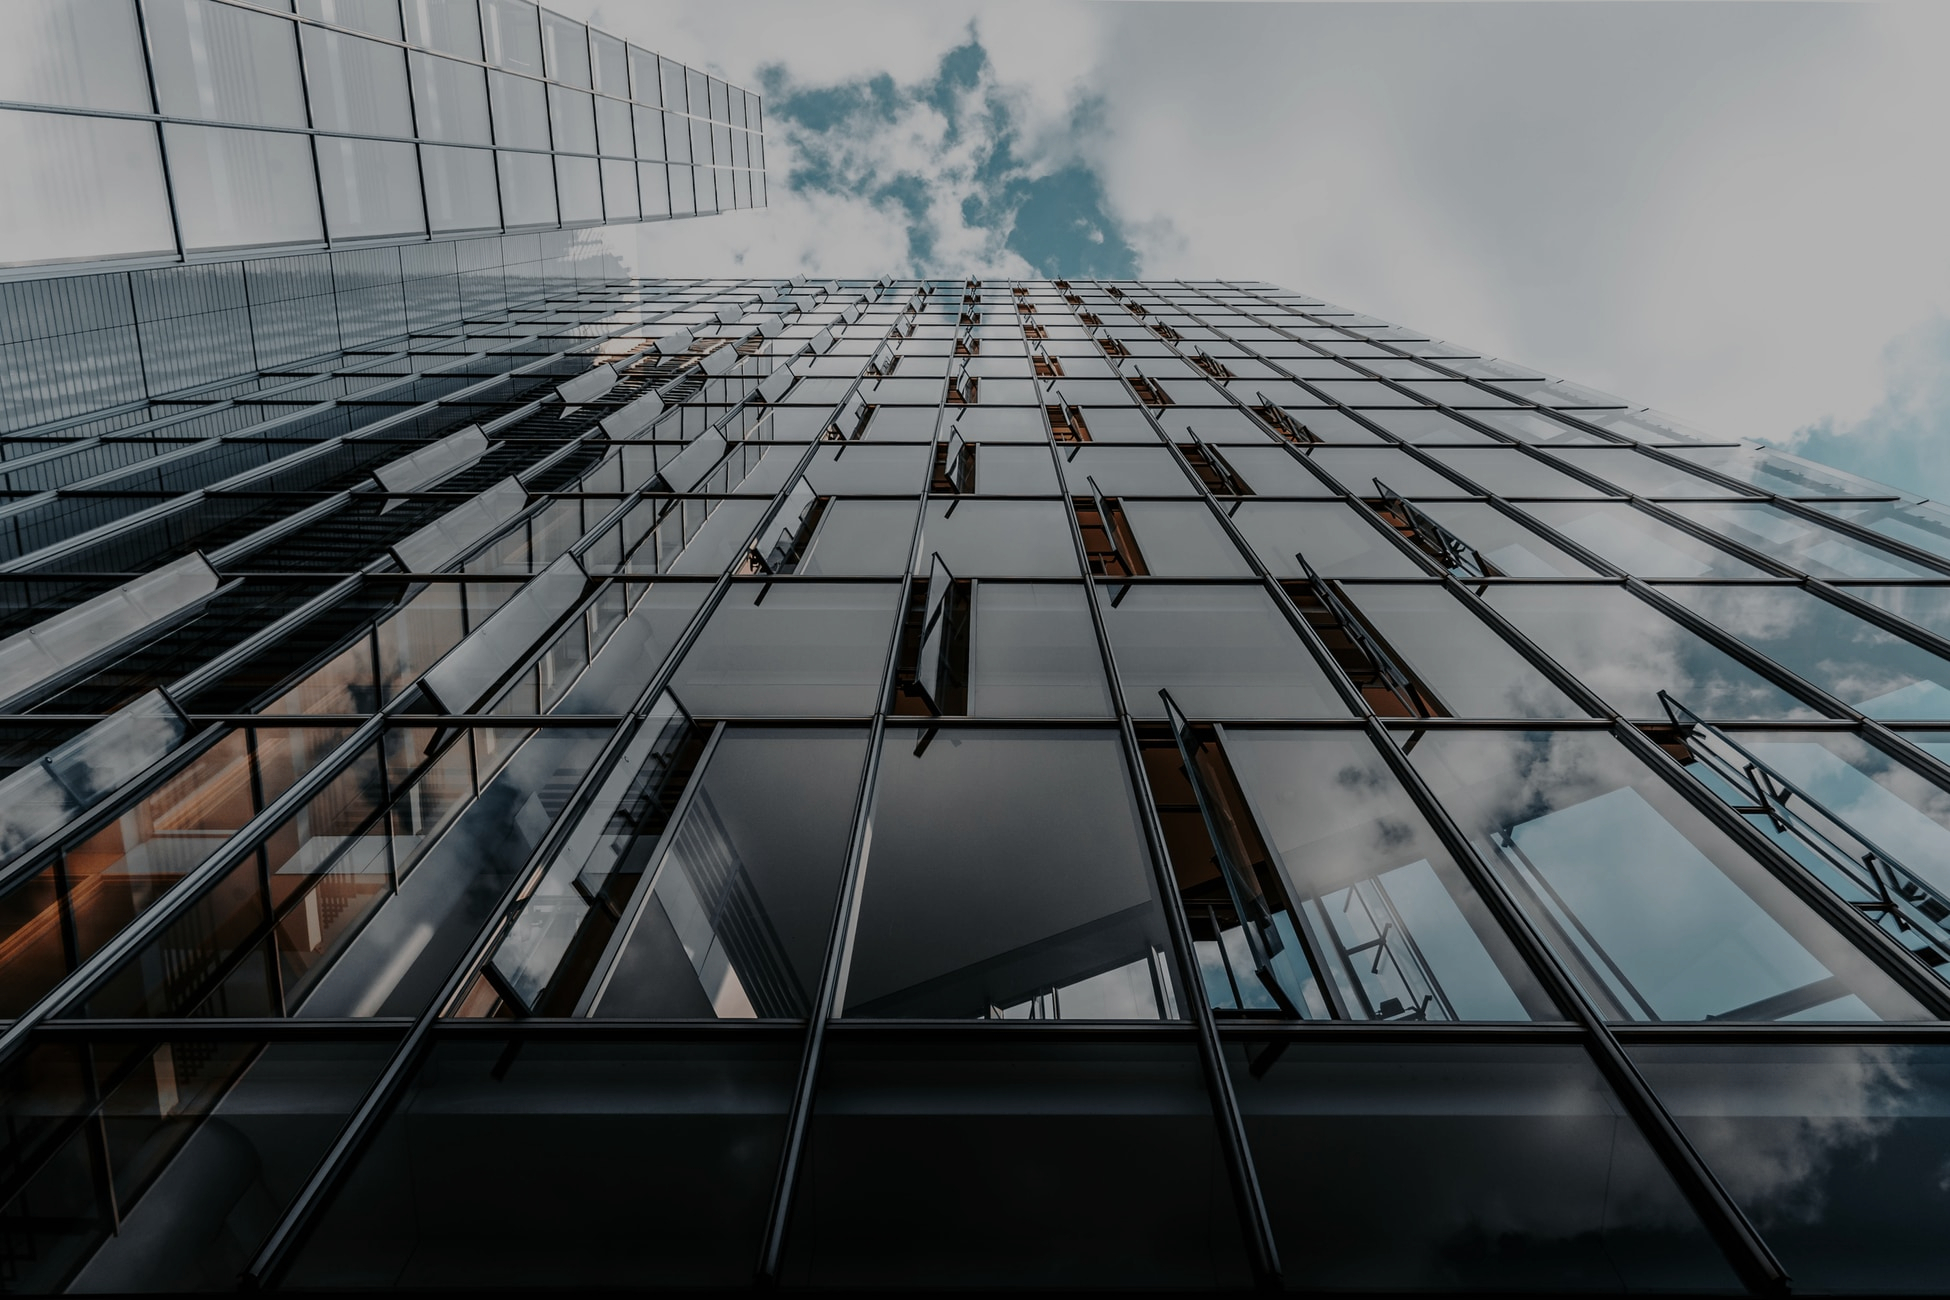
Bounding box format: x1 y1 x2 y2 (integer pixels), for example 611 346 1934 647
5 35 1950 1275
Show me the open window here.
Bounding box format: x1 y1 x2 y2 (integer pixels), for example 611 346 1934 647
1371 478 1503 579
894 554 971 717
1253 397 1320 446
1075 479 1147 579
1098 335 1129 359
932 427 974 495
1176 425 1250 496
743 480 827 575
1282 557 1442 717
1047 401 1091 444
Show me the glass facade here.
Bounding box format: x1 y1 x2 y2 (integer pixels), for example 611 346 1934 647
0 270 1948 1294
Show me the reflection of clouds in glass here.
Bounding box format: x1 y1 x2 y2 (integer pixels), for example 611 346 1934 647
1745 736 1950 898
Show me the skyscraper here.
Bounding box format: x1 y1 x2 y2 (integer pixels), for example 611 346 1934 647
5 5 1950 1298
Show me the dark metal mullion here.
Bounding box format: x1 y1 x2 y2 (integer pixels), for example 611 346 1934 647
1047 288 1285 1285
753 336 948 1283
1358 714 1790 1295
247 342 857 1291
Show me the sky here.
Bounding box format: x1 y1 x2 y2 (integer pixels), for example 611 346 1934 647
556 0 1950 500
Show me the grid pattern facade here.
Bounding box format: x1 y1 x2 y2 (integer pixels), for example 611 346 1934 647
0 276 1948 1293
0 0 765 277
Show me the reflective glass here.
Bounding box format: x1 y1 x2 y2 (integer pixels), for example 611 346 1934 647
1847 585 1950 640
916 500 1080 578
1542 448 1740 498
1341 583 1586 718
967 583 1111 717
801 445 929 495
1120 500 1253 576
1482 584 1814 719
1663 585 1950 720
1234 501 1425 577
1809 501 1950 565
1470 409 1612 446
671 583 898 717
1360 407 1501 444
1058 447 1195 496
1671 445 1902 499
1101 584 1349 720
594 728 866 1018
0 109 173 266
1212 446 1337 496
1632 1043 1950 1292
1424 448 1608 498
1304 447 1463 497
145 0 306 126
1223 729 1551 1019
1662 502 1942 580
844 728 1177 1019
1410 501 1599 576
790 1041 1246 1287
163 125 322 250
972 445 1061 494
1520 502 1770 578
798 500 918 576
1410 729 1926 1022
1233 1043 1736 1291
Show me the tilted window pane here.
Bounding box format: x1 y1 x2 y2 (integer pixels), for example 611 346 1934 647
1662 501 1942 581
1223 729 1552 1020
420 144 499 232
1519 501 1770 578
1409 501 1599 576
1410 729 1926 1022
1234 501 1424 578
1481 584 1816 719
968 582 1111 717
844 728 1178 1019
0 0 150 112
1339 583 1586 718
315 137 426 240
671 583 898 717
409 53 491 146
1662 585 1950 720
145 0 307 126
1234 1043 1735 1291
1671 444 1902 499
1632 1043 1950 1292
1101 584 1350 720
595 728 867 1018
1810 501 1950 565
0 110 174 266
402 0 481 58
163 124 323 250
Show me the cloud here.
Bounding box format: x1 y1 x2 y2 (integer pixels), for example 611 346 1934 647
1775 315 1950 502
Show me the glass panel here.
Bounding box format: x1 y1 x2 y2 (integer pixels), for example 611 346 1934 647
402 0 481 58
547 84 597 154
917 500 1080 578
1482 584 1817 719
66 1039 392 1292
1663 585 1950 720
1542 448 1741 498
1341 583 1586 718
968 582 1111 717
555 155 602 223
301 28 411 137
420 144 498 232
595 94 633 156
1224 729 1551 1019
1673 444 1902 499
1304 447 1463 497
843 728 1178 1019
671 583 898 717
539 10 589 87
1847 585 1950 640
1662 502 1942 581
496 149 557 227
801 445 929 494
0 0 150 111
1472 408 1614 446
1409 500 1600 576
798 500 917 576
1101 583 1350 720
1634 1042 1950 1293
970 445 1061 494
1234 501 1424 577
0 109 173 266
1058 447 1196 496
593 727 866 1017
786 1040 1248 1288
409 52 490 145
163 124 321 250
1211 446 1338 496
1519 501 1767 578
145 0 307 126
1810 501 1950 564
283 1039 796 1288
315 137 425 240
1119 500 1253 576
1360 407 1501 444
1233 1042 1736 1291
1424 448 1609 497
479 0 541 74
487 69 549 150
1409 729 1928 1022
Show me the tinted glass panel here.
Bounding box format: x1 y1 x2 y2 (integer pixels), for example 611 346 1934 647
1102 584 1350 720
1341 583 1586 718
671 583 898 717
1662 502 1941 581
1520 502 1769 579
968 583 1111 718
1234 501 1424 578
